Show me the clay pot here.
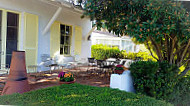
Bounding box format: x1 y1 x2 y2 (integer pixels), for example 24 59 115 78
59 79 76 85
1 51 30 95
114 70 124 74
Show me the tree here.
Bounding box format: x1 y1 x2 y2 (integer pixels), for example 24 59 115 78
82 0 190 76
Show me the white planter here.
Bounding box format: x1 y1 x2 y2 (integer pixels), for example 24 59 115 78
110 70 135 93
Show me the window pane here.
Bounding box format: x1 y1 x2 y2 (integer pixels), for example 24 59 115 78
6 40 17 54
6 12 19 67
7 12 18 26
0 10 2 27
0 10 2 41
66 26 70 35
60 25 65 34
60 47 63 54
6 27 18 40
0 10 2 66
64 46 70 55
65 36 70 45
61 36 64 44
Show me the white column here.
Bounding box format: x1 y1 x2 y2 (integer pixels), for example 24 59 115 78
85 26 96 41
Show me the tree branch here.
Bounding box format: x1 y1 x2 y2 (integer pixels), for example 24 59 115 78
178 40 190 66
149 36 163 61
179 62 190 77
173 45 186 56
181 59 190 67
146 40 159 61
169 36 177 64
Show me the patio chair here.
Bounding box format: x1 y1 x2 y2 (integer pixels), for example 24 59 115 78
69 57 87 71
0 64 10 76
87 58 97 72
96 60 105 73
119 59 134 69
120 59 127 65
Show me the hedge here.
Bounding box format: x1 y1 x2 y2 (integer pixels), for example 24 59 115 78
130 61 190 106
91 44 157 61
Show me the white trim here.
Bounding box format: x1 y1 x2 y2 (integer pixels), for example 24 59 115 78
19 12 25 50
42 7 62 35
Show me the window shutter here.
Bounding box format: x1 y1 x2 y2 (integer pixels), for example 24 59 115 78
24 13 38 67
74 26 82 55
50 21 60 57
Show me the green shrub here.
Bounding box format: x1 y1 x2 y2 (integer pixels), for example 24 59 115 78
168 76 190 105
130 61 190 105
125 51 157 61
91 44 121 60
91 44 157 61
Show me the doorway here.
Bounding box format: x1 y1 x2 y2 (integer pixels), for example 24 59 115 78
0 10 19 68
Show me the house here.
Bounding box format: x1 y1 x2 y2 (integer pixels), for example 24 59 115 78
0 0 92 72
91 30 140 53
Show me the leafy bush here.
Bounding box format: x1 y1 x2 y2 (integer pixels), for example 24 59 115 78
91 44 121 60
130 61 190 105
91 44 157 61
168 76 190 105
123 51 157 61
0 83 172 106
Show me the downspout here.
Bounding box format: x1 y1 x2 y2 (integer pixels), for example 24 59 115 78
42 7 62 35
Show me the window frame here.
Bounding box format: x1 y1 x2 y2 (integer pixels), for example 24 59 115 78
0 8 21 68
60 24 72 56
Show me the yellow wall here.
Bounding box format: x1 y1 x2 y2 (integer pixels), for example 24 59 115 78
24 13 38 67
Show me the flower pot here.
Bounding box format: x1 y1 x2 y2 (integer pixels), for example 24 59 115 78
114 70 124 74
59 79 76 85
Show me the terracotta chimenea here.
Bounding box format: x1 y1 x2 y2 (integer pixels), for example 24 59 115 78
1 51 30 95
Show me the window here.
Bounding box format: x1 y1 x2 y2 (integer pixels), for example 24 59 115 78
0 10 2 65
60 24 72 55
122 40 133 52
6 12 19 65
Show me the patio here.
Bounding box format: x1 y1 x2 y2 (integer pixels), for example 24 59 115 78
0 66 111 94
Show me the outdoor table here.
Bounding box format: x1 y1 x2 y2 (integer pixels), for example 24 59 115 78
48 64 59 73
106 58 117 66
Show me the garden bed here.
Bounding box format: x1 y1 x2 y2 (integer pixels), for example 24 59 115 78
0 83 172 106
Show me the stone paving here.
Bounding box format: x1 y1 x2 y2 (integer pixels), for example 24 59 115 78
0 66 111 94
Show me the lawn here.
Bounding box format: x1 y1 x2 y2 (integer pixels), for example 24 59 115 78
0 83 172 106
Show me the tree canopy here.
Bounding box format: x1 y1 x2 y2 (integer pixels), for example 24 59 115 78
83 0 190 75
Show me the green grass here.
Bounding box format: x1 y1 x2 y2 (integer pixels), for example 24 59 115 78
0 83 172 106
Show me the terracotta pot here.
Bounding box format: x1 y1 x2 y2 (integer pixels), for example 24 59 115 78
59 79 76 85
1 51 30 95
114 70 124 74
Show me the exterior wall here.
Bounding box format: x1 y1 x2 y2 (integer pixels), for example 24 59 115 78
0 0 92 67
91 31 140 53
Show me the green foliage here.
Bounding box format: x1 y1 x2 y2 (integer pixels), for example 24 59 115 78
130 61 190 105
168 76 190 105
124 51 157 61
83 0 190 75
83 0 190 43
91 44 121 60
0 83 172 106
92 44 157 61
59 72 74 82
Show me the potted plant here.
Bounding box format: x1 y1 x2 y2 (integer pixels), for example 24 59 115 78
58 72 75 84
114 65 125 74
